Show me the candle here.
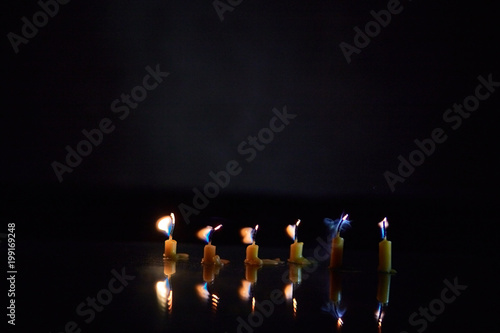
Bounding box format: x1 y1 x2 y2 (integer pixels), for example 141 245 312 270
156 213 188 261
286 219 310 264
197 224 223 265
377 217 394 273
241 225 263 266
324 214 350 269
157 213 177 260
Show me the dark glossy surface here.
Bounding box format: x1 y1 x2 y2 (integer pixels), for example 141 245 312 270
13 240 488 333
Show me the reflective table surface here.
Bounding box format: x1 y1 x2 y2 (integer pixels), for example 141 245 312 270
13 240 489 333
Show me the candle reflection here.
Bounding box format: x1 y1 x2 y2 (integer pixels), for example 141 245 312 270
155 278 173 314
322 271 346 331
284 264 302 318
196 282 220 313
202 262 222 283
375 272 392 331
156 260 177 314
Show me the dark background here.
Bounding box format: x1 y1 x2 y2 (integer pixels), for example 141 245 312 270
2 1 498 333
2 0 498 251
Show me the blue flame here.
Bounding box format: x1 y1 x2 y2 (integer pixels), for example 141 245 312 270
321 300 345 319
324 213 351 236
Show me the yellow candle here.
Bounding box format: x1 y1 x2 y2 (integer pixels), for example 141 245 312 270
378 238 392 273
330 234 344 269
245 243 263 266
289 240 305 263
377 217 392 273
164 236 177 260
287 219 310 264
198 224 223 265
377 272 391 304
325 213 350 269
157 213 179 260
202 242 217 264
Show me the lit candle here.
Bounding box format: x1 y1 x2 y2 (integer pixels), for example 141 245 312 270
157 213 177 260
378 217 394 273
197 225 223 265
324 213 350 269
286 219 310 264
241 225 263 266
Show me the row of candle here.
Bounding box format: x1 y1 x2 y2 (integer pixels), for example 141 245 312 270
156 213 395 273
157 260 393 329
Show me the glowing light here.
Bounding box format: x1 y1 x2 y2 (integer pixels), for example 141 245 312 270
197 224 223 243
251 297 256 313
286 219 301 242
240 225 258 244
157 213 175 238
375 303 385 326
378 217 389 239
284 283 293 301
239 280 252 300
337 317 343 328
155 278 172 312
196 282 210 301
211 293 219 310
293 297 298 317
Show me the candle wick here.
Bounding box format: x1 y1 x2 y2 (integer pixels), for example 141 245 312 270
169 235 172 240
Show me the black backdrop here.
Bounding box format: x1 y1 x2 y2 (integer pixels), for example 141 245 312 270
2 0 497 252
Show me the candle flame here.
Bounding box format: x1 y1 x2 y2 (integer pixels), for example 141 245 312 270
196 282 210 301
157 213 175 238
375 303 385 326
286 219 301 242
251 297 256 312
293 297 298 317
197 224 223 243
240 225 259 244
284 283 293 301
378 217 389 239
321 300 346 323
239 280 252 300
167 290 173 313
211 293 219 311
324 212 351 236
337 317 343 328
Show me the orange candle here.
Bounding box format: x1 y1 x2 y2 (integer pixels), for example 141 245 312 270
157 213 177 260
197 225 223 265
241 225 263 266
